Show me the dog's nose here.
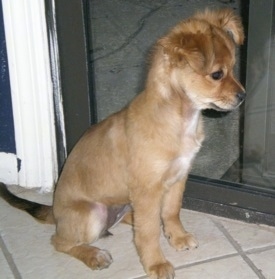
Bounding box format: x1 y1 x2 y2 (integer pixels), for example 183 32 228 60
237 92 246 102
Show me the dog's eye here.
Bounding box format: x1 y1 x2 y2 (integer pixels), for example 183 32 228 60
211 70 224 80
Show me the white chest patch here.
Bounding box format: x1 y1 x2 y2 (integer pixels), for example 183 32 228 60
164 151 197 187
163 110 203 187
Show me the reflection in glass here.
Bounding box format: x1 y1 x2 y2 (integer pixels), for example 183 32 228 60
89 0 275 192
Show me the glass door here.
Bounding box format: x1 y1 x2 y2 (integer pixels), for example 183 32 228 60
87 0 275 224
88 0 248 183
58 0 275 225
242 0 275 191
184 0 275 225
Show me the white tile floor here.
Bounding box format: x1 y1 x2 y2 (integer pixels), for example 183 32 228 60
1 186 275 279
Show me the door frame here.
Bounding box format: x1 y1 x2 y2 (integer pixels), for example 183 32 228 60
47 0 97 153
2 0 58 191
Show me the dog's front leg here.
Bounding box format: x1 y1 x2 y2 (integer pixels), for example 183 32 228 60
161 178 198 251
132 187 175 279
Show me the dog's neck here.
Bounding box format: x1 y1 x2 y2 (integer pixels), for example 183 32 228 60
145 48 174 100
145 47 201 121
139 48 204 150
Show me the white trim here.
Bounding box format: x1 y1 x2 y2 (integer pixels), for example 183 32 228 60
2 0 58 191
0 153 18 185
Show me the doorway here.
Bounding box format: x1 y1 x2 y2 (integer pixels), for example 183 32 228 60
52 0 275 225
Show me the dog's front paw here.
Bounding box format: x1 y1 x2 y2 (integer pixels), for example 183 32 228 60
167 232 198 251
87 249 113 270
148 261 175 279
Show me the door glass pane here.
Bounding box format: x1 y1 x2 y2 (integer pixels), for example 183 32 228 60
89 0 275 194
241 0 275 191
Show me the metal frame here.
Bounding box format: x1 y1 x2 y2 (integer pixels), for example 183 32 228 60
49 0 97 155
185 175 275 226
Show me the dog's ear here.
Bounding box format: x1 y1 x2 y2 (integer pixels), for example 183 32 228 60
195 8 244 45
159 32 213 74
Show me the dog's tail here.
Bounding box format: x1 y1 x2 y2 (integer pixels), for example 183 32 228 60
0 183 54 224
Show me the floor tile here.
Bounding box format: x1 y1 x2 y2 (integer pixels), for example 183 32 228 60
162 210 237 266
248 248 275 279
92 224 145 279
0 245 14 279
7 185 53 205
0 192 43 230
95 210 239 279
175 256 259 279
1 192 275 279
0 193 238 279
218 217 275 251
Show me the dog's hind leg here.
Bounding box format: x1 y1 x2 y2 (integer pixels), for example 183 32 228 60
52 201 113 270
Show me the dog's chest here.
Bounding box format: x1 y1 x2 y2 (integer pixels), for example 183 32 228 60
163 111 203 187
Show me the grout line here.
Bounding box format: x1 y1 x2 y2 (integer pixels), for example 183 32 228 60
0 232 22 279
213 220 266 279
126 221 275 279
246 244 275 255
174 253 238 270
133 253 239 279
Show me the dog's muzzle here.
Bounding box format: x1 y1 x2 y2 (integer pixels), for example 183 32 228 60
237 92 246 103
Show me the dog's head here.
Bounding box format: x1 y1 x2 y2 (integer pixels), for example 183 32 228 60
159 8 245 111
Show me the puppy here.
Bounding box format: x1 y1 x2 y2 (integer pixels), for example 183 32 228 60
0 8 245 279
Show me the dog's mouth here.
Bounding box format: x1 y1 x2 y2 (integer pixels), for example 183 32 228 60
209 103 233 112
209 92 246 112
209 99 245 112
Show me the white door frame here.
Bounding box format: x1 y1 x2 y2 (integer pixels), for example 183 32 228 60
1 0 62 191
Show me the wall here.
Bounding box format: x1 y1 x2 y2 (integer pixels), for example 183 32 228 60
0 2 16 155
0 1 18 184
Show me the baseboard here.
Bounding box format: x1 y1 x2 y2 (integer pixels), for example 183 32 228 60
0 152 18 185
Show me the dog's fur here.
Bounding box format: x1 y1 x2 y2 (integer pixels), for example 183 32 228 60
0 8 245 279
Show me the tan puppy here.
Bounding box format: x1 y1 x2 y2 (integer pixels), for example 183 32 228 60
0 8 245 279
